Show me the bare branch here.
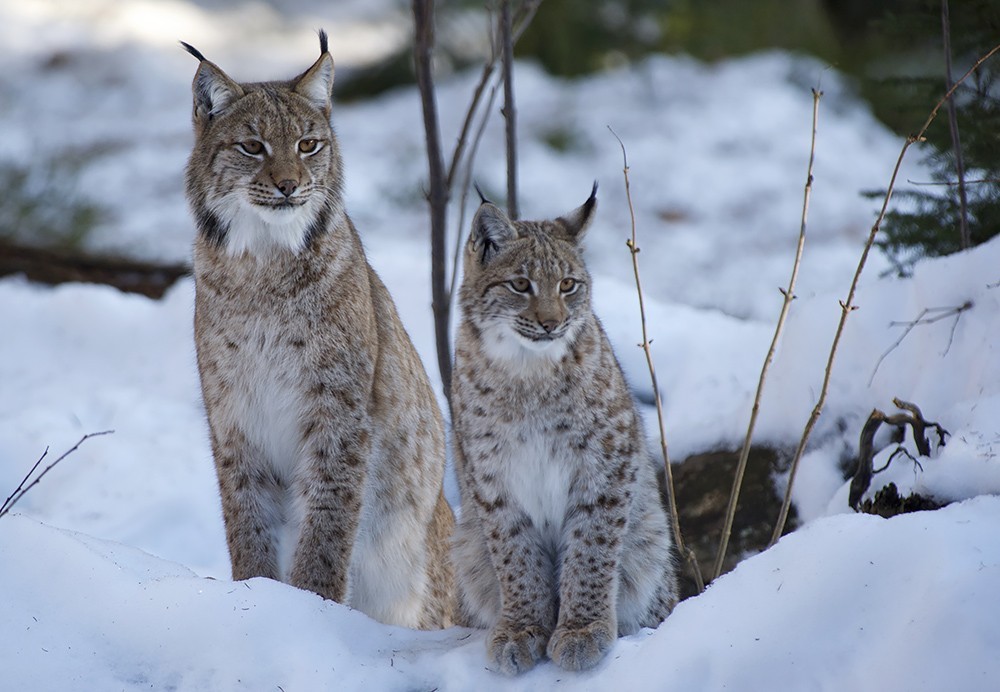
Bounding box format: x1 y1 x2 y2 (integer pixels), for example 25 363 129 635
449 80 502 304
712 88 822 581
500 0 518 219
867 301 973 386
412 1 542 396
769 43 1000 546
609 126 704 594
0 430 114 519
412 0 454 399
1 447 48 515
444 1 540 190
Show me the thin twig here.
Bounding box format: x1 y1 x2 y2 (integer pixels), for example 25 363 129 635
868 301 974 386
609 126 704 594
941 0 970 249
0 430 113 519
449 80 502 304
1 447 48 515
712 88 822 580
906 177 1000 187
500 0 518 219
444 0 540 189
769 43 1000 546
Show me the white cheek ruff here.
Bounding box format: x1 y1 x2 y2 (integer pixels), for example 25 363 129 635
480 320 574 368
212 195 319 258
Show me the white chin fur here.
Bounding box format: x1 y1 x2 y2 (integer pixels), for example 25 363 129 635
481 323 571 369
215 197 317 257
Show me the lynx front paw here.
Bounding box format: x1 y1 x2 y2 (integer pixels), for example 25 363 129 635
547 620 616 672
487 623 551 676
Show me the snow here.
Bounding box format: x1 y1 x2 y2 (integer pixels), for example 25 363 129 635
2 1 999 690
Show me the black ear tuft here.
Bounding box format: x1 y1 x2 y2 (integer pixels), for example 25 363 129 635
473 182 491 206
556 182 599 242
180 41 207 63
318 29 329 55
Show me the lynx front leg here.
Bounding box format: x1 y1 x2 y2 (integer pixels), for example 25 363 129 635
212 429 283 581
289 427 370 603
474 488 557 675
548 484 630 672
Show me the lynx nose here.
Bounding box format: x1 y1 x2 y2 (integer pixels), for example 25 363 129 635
276 179 298 198
539 319 559 333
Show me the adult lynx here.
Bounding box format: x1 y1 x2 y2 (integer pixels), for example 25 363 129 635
451 188 678 673
182 32 455 629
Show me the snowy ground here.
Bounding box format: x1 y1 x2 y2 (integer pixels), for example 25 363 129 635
1 2 999 690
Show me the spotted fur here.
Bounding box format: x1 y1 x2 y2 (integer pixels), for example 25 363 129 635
184 32 455 629
451 189 678 673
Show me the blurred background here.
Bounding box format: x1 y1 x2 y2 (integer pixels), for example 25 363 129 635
0 0 997 283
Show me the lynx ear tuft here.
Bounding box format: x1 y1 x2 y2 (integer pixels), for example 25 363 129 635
473 182 491 206
556 181 598 242
470 203 517 264
318 28 329 55
295 51 335 113
188 51 244 122
179 41 207 63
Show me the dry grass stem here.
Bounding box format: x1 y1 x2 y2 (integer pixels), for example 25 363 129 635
0 430 113 519
769 43 1000 546
609 126 704 594
711 88 822 580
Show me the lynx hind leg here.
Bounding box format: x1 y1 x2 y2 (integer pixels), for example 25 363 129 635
419 492 459 629
451 506 502 628
616 498 679 634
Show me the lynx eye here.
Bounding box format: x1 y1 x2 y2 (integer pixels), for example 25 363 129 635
559 278 578 294
508 277 532 294
236 140 264 157
298 139 322 155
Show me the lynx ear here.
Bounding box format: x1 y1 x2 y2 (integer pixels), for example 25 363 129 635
470 202 517 264
182 42 243 122
294 35 334 114
556 181 598 242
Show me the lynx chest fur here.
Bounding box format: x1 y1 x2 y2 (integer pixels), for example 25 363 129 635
183 32 455 629
450 189 678 674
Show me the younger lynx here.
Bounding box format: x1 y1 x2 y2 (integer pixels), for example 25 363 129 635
451 187 678 674
182 33 455 629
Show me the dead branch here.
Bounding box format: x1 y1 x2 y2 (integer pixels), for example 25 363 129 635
867 301 974 386
0 430 114 519
711 88 822 581
609 126 704 594
848 400 947 510
769 42 1000 546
